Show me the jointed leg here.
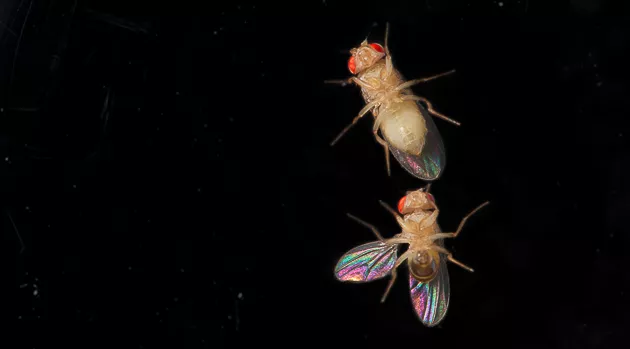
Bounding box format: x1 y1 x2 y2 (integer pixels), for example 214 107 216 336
381 269 397 303
373 133 392 176
330 98 380 146
393 69 457 93
381 249 411 303
419 209 439 229
401 95 460 126
432 245 474 272
324 78 353 87
345 211 411 301
424 183 432 193
430 232 457 242
325 77 377 90
429 201 489 241
350 77 378 90
372 118 392 176
379 200 402 220
448 255 474 272
378 200 416 232
346 213 384 240
384 22 391 57
382 22 394 80
423 183 440 211
450 201 490 238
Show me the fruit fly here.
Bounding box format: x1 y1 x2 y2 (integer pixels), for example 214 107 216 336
334 185 489 326
326 23 460 181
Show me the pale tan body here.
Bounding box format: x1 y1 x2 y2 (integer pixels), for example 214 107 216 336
355 60 428 157
347 186 489 302
326 23 460 175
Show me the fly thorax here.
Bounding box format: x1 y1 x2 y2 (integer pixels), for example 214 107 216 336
405 211 432 224
419 213 438 231
404 212 436 234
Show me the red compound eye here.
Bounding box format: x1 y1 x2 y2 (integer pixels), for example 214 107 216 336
427 193 435 202
397 196 407 214
369 43 384 53
347 56 356 74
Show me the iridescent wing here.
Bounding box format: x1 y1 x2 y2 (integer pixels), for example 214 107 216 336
388 102 446 181
408 238 451 327
335 241 399 282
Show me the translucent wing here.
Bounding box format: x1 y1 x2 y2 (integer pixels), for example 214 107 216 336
408 238 451 327
335 241 399 282
388 102 446 181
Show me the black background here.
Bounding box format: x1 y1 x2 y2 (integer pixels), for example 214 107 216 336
4 0 630 348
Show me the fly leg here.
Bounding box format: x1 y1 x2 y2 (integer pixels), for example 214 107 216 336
345 213 385 241
423 183 439 210
346 212 410 246
345 212 409 302
324 78 353 87
329 78 381 147
420 208 440 229
432 245 474 272
424 183 432 193
401 94 460 126
330 98 380 146
325 77 377 90
373 133 391 177
384 22 391 57
349 77 378 90
381 269 397 303
446 201 490 238
381 22 394 81
405 183 432 197
392 69 456 93
430 201 489 240
378 199 403 220
372 114 392 176
381 250 411 303
377 200 416 233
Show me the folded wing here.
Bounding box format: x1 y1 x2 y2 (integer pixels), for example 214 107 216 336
409 246 450 327
389 102 446 181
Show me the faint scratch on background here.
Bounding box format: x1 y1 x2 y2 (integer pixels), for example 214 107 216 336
9 0 34 88
84 9 151 35
7 211 25 253
234 299 240 331
0 20 16 36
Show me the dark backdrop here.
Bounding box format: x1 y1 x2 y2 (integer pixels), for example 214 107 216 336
3 0 630 348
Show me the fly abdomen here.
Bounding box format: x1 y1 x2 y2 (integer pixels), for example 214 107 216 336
379 100 428 155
